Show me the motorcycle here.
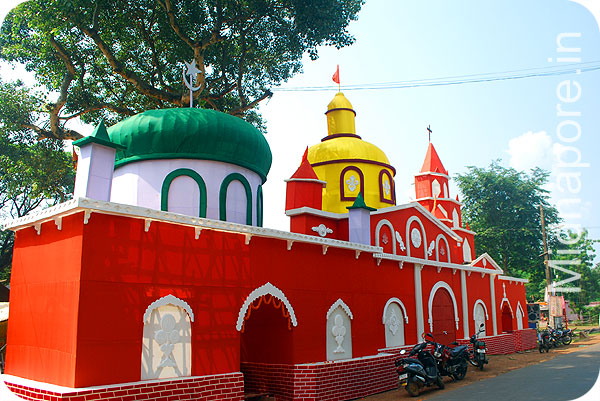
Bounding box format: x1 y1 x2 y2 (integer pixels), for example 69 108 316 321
553 327 573 345
547 327 561 348
538 329 551 353
468 323 488 370
395 341 445 397
425 333 469 381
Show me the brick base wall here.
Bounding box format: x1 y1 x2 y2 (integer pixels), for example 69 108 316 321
4 372 244 401
454 329 538 355
241 353 397 401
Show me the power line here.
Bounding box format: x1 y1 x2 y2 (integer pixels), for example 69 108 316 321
272 61 600 92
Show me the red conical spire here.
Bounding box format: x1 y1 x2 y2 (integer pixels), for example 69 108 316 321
291 147 319 180
420 143 448 175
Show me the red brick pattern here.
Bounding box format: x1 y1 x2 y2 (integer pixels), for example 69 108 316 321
4 372 243 401
242 354 397 401
454 329 538 355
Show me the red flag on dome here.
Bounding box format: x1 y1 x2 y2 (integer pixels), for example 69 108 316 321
332 65 340 84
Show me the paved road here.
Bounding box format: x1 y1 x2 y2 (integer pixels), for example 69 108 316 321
427 343 600 401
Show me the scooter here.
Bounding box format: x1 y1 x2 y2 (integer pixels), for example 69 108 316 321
426 333 469 381
468 323 488 370
395 341 445 397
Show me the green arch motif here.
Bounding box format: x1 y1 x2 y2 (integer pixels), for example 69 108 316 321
219 173 253 225
161 168 207 217
257 185 263 227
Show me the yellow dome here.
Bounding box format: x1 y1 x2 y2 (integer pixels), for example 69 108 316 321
304 92 396 213
307 137 391 166
327 92 355 112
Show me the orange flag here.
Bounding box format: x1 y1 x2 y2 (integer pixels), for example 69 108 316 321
332 65 340 84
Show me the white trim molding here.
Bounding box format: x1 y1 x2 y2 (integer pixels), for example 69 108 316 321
414 264 425 340
470 253 504 274
285 206 347 220
427 281 460 332
143 294 195 322
327 298 354 320
382 297 409 324
236 282 298 331
498 275 529 284
1 197 382 256
414 172 451 180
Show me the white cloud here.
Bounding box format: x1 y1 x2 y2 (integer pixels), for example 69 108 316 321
507 131 555 171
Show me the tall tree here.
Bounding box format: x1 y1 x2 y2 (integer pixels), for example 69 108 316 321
0 79 75 278
550 230 600 307
455 162 560 295
0 0 364 139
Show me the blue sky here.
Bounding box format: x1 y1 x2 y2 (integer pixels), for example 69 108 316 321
257 0 600 263
2 1 599 264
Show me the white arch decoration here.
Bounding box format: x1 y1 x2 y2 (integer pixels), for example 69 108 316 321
375 219 396 254
143 294 195 322
327 298 354 320
435 234 451 263
472 299 489 320
382 297 409 324
500 297 513 315
406 216 427 259
236 282 298 331
516 301 525 330
427 281 460 332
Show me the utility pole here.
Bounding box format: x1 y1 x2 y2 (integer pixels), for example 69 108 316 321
540 205 552 294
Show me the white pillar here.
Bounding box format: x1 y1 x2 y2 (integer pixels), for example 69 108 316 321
490 274 498 335
414 264 425 340
461 270 469 339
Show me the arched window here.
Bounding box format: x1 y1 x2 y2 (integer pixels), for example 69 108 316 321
161 169 207 217
142 295 194 380
432 179 441 198
326 299 353 361
473 300 488 336
340 166 364 201
382 298 408 347
219 173 253 225
379 169 395 204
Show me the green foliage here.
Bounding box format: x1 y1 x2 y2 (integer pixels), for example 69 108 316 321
0 79 75 279
550 230 600 308
0 0 364 138
455 161 560 296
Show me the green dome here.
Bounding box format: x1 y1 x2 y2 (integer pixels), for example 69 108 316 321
108 108 272 181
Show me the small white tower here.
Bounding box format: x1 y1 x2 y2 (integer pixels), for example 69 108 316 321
347 192 376 245
72 120 125 201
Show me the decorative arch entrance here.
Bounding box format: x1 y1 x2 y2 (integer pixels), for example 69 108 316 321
237 283 297 398
501 304 513 333
431 287 456 344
